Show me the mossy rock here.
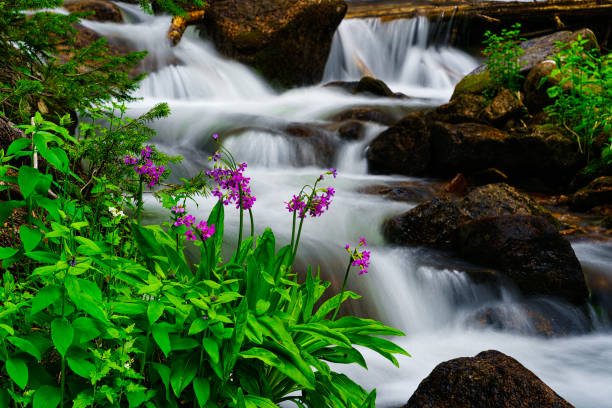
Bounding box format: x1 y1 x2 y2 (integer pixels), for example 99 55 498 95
451 71 493 99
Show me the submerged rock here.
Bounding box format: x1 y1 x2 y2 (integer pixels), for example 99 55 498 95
384 183 589 304
63 0 123 23
404 350 574 408
202 0 347 87
570 176 612 211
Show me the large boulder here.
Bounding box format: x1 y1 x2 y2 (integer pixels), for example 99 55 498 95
367 112 431 175
202 0 347 87
569 176 612 211
404 350 574 408
63 0 123 23
384 183 589 304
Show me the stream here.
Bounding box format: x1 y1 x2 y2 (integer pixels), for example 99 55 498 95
84 4 612 406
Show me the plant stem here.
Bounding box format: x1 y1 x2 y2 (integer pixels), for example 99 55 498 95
236 185 243 256
136 176 143 226
332 257 353 320
248 208 254 239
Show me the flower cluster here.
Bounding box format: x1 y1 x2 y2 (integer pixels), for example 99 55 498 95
171 205 185 214
285 168 337 218
174 213 215 242
206 162 256 210
108 206 125 218
124 145 166 188
345 237 370 275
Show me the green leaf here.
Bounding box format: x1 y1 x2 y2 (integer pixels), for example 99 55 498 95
193 377 210 408
188 317 209 336
18 165 41 198
243 395 279 408
31 285 61 315
8 336 42 362
147 302 164 326
240 347 315 390
51 317 73 357
0 247 19 260
170 357 197 398
25 251 59 263
7 138 32 156
19 225 42 252
33 386 61 408
6 357 28 389
67 356 96 379
73 317 101 343
152 325 171 357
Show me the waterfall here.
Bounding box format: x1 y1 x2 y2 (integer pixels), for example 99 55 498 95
323 17 480 99
84 6 612 407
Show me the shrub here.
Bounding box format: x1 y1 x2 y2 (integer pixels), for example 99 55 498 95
543 36 612 164
482 23 525 93
0 115 409 407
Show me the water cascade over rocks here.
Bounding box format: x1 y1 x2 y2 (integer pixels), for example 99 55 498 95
82 5 612 407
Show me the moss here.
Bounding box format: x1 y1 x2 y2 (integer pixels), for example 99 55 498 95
452 71 494 99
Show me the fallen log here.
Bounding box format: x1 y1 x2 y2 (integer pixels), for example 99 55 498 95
346 0 612 49
167 8 207 46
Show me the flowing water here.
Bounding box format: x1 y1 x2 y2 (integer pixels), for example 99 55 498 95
84 5 612 406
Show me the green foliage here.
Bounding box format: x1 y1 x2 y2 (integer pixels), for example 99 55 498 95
482 23 525 93
543 36 612 164
0 115 409 407
0 0 149 123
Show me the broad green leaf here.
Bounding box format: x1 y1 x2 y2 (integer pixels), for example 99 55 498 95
51 317 73 357
67 356 96 379
188 317 209 336
73 317 101 343
7 138 32 156
20 225 42 252
346 334 410 367
6 357 28 389
147 302 164 326
33 386 61 408
201 338 219 364
152 325 171 357
0 247 19 259
18 165 40 198
193 378 210 408
8 336 41 361
243 395 280 408
240 347 314 390
170 357 197 398
31 285 61 315
25 251 59 264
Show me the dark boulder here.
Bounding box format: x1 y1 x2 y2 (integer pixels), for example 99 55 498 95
329 106 407 126
430 122 509 175
569 176 612 211
367 112 431 175
456 215 588 304
436 93 488 124
523 60 557 113
404 350 574 408
384 184 588 304
202 0 347 87
358 180 440 203
63 0 123 23
479 88 526 125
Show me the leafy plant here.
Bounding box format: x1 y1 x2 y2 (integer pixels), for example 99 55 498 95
483 23 526 93
0 115 409 407
543 36 612 163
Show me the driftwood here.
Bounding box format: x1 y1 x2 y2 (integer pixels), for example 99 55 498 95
167 9 207 46
346 0 612 49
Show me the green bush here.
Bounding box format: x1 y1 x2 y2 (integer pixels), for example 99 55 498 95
0 114 409 407
482 23 525 93
543 36 612 164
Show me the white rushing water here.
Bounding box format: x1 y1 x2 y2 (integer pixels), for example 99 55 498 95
86 5 612 407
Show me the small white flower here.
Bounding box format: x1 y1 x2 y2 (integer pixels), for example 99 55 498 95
109 207 125 218
124 362 130 369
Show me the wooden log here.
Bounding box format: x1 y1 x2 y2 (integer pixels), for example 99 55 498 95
167 9 207 46
346 0 612 48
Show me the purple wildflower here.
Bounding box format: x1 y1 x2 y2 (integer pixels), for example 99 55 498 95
171 206 185 214
212 133 219 140
124 145 166 188
329 168 338 178
285 195 307 218
345 239 371 275
206 161 256 210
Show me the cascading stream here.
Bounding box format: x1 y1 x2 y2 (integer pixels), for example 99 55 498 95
83 5 612 407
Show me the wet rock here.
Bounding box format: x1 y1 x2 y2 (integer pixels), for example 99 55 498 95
452 70 494 100
570 176 612 211
430 122 509 175
470 299 589 337
440 173 468 196
457 215 588 304
358 180 440 203
470 28 598 77
479 88 526 125
367 112 431 175
336 120 364 141
202 0 347 87
64 0 123 23
284 123 338 166
523 60 558 113
384 184 588 304
435 93 487 124
354 76 394 97
329 106 405 126
404 350 574 408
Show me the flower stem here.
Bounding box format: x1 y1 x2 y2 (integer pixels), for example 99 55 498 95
248 208 254 239
136 176 143 226
332 257 353 320
236 185 244 256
